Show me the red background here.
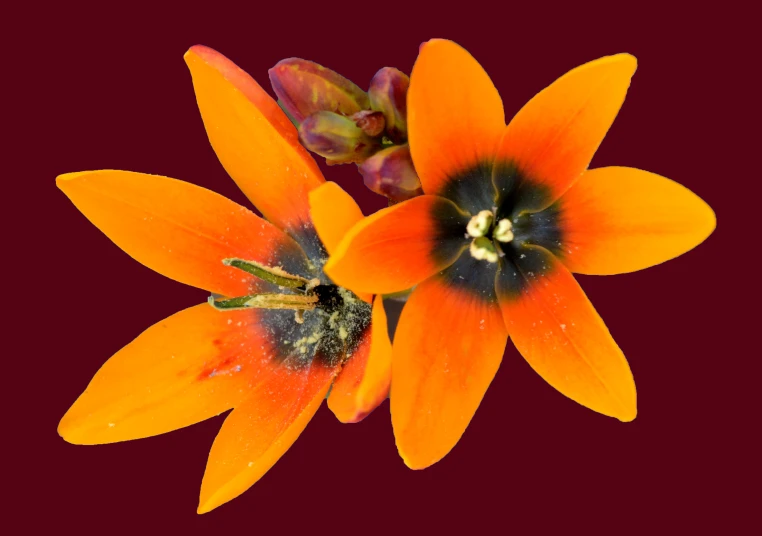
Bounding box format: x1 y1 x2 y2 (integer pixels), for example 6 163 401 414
7 1 757 533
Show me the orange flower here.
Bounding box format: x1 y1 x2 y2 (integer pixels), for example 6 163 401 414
325 39 715 469
57 46 392 513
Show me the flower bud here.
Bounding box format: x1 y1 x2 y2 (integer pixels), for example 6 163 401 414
299 111 380 164
269 58 370 123
368 67 409 143
359 144 422 202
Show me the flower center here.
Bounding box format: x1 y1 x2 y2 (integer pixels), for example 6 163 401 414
207 257 371 367
466 211 514 263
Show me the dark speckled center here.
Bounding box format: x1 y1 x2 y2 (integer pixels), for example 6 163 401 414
431 160 566 301
256 225 372 369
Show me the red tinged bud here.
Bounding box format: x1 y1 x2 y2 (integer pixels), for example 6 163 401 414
299 111 380 164
359 144 423 202
368 67 409 143
352 110 386 137
269 59 370 123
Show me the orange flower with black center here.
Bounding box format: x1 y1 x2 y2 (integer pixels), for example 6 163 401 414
325 39 715 469
57 46 392 513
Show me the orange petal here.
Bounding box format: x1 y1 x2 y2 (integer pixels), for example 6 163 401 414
496 246 636 421
495 54 637 211
391 256 508 469
308 181 373 302
198 362 336 513
558 167 716 275
185 45 325 237
59 304 273 444
308 181 364 255
57 170 310 297
324 195 470 295
327 296 393 423
407 39 504 200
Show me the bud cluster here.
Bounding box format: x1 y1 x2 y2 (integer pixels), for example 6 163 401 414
269 59 422 203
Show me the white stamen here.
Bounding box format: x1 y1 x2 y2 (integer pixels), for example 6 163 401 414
494 218 514 243
469 238 498 263
466 210 494 238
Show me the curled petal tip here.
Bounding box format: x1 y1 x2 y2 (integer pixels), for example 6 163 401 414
184 44 218 64
55 172 79 189
617 405 637 423
196 497 216 515
269 58 369 123
56 170 105 192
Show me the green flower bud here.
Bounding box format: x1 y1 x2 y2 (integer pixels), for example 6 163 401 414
359 144 422 202
368 67 409 143
299 111 380 164
269 59 370 124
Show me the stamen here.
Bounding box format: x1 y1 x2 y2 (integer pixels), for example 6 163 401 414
494 218 514 243
223 258 314 289
209 293 318 311
469 237 498 263
466 210 494 238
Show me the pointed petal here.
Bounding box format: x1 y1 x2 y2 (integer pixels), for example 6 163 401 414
324 195 470 295
558 167 716 275
59 304 272 444
57 170 310 297
496 246 636 421
185 46 325 236
391 255 507 469
495 54 637 211
198 362 336 513
408 39 504 199
328 296 393 423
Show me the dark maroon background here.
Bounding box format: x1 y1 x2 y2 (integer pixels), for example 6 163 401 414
7 1 757 533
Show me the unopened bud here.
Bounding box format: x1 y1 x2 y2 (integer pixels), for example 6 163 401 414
359 144 423 202
352 110 386 137
368 67 409 143
269 58 370 123
299 111 380 164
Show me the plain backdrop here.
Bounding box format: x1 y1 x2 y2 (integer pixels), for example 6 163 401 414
4 1 758 533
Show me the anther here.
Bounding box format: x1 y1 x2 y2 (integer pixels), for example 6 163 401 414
469 237 498 263
223 258 312 289
494 218 514 243
466 210 494 238
209 293 318 311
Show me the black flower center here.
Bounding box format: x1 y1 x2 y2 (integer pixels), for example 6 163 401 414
431 160 566 300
